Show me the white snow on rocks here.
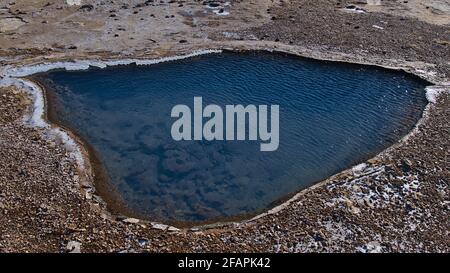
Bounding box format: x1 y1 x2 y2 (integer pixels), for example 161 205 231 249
66 0 82 6
426 85 450 103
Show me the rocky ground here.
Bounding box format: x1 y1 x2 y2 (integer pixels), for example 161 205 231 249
0 0 449 252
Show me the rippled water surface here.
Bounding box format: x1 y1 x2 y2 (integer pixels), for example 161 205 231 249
38 52 428 222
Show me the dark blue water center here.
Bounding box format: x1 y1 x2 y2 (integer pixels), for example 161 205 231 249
40 52 428 222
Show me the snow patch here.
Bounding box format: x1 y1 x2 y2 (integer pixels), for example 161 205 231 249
206 1 231 16
66 0 82 6
342 6 366 13
352 163 367 175
425 85 449 103
213 9 230 16
372 25 384 30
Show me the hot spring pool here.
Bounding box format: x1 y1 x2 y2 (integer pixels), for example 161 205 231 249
34 51 428 223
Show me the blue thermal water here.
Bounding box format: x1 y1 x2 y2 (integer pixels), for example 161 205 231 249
40 52 428 222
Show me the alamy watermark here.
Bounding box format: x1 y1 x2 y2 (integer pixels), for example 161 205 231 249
171 97 279 151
